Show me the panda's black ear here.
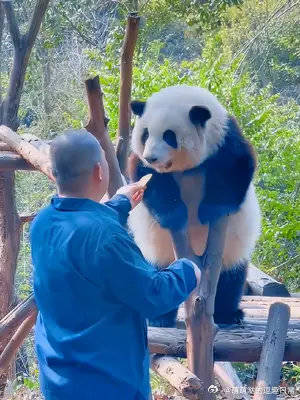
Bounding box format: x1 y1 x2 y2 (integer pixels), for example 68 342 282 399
131 101 146 117
189 106 211 127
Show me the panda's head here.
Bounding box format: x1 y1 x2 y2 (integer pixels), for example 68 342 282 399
131 85 228 172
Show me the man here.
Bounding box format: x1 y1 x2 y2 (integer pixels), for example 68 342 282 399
31 130 200 400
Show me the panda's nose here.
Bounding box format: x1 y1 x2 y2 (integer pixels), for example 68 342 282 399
145 156 158 164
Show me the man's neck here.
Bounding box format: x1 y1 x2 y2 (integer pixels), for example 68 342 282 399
58 191 102 203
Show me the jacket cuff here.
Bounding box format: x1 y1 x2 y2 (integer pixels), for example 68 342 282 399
105 194 132 225
174 258 198 293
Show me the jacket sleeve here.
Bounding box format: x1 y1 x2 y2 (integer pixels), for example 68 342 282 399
104 194 132 226
99 228 197 319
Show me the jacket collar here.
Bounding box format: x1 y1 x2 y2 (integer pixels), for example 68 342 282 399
51 195 105 212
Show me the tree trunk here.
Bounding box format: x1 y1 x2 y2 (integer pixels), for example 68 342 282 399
0 4 4 108
1 0 51 130
1 47 27 130
42 50 51 116
116 13 140 175
0 171 20 396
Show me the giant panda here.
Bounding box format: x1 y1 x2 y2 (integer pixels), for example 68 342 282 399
127 85 261 327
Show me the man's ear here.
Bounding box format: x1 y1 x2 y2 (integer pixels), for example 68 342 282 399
131 101 146 117
93 163 102 182
189 106 211 128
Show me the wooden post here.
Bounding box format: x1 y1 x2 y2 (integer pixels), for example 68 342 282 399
116 13 140 175
85 76 123 198
253 302 290 400
171 216 228 399
0 171 20 395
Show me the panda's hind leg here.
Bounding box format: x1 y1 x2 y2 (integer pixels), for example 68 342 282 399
148 308 178 328
214 262 248 325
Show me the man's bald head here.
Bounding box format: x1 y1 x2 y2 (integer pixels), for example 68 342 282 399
50 130 104 193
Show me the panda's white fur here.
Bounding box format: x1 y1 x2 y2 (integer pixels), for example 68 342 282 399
128 183 260 268
128 85 261 270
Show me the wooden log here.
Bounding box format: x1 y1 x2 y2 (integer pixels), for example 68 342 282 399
0 142 13 152
246 265 290 297
0 313 36 372
148 324 300 362
85 76 123 197
0 151 35 171
0 126 53 179
116 13 140 175
214 362 250 400
151 355 203 400
0 170 21 394
0 295 36 342
253 302 290 400
19 212 36 225
176 296 300 326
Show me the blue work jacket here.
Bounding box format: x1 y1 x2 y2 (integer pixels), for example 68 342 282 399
31 194 197 400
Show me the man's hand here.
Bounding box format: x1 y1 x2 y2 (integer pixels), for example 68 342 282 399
116 183 145 209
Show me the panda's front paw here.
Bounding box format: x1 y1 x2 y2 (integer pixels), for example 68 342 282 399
214 309 244 325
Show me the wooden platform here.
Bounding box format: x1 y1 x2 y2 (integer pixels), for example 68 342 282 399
148 296 300 362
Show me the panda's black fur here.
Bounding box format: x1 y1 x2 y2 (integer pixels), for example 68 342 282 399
128 85 260 327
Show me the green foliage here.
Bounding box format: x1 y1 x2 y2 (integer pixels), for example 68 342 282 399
282 363 300 384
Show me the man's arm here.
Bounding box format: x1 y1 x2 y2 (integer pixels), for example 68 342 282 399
98 227 198 319
105 194 132 226
104 183 145 225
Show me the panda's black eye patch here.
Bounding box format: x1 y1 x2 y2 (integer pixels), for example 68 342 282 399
141 128 149 145
163 130 177 149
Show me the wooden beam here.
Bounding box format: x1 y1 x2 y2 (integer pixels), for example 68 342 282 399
116 13 140 175
0 151 35 171
0 295 36 342
0 313 36 372
148 324 300 362
19 212 36 225
253 303 290 400
246 264 290 297
176 296 300 326
0 126 53 179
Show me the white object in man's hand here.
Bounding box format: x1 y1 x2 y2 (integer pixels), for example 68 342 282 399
116 183 145 209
